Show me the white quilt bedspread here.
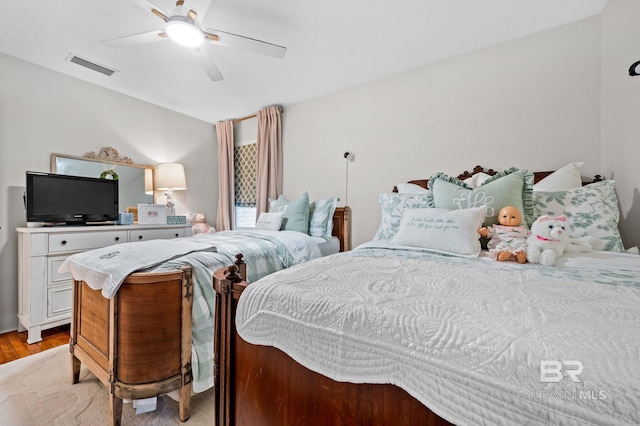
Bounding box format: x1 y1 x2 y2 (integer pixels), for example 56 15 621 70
236 246 640 425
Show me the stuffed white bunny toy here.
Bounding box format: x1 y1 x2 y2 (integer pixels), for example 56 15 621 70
526 215 592 266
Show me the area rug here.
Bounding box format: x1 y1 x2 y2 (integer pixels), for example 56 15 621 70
0 345 214 425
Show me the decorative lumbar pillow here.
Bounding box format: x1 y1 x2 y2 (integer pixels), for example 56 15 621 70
309 197 338 238
374 192 432 241
255 212 284 231
533 162 584 192
428 167 534 227
391 206 486 256
532 180 625 252
273 192 310 233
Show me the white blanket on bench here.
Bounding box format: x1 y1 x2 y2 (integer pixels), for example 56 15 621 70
59 238 216 298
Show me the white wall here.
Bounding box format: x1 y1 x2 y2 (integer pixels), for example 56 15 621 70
283 16 602 247
601 0 640 250
0 53 217 333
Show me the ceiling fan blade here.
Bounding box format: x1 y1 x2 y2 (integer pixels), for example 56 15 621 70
131 0 169 21
204 28 286 59
102 30 167 48
192 47 224 81
179 0 212 22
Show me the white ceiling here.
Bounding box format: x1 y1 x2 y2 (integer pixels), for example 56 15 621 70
0 0 608 124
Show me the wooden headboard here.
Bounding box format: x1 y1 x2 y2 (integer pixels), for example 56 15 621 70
331 206 351 252
393 165 602 192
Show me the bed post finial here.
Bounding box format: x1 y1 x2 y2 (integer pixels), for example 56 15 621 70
234 253 247 280
224 264 243 284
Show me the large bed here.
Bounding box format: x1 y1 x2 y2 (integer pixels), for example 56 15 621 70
65 205 351 425
213 165 640 425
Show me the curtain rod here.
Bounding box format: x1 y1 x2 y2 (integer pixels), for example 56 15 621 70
232 106 283 124
233 113 256 124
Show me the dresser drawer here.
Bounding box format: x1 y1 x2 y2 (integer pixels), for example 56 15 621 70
47 284 72 318
49 256 71 285
48 231 128 253
129 228 185 242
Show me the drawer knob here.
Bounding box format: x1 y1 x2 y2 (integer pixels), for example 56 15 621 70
138 235 143 240
115 237 120 242
175 233 179 238
60 240 67 246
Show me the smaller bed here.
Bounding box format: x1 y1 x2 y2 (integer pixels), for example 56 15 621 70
68 206 351 426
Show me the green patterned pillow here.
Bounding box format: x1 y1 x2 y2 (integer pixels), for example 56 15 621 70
427 168 535 227
532 180 625 252
308 198 338 238
374 193 432 240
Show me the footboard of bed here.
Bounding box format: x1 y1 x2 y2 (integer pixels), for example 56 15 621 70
212 261 453 426
70 267 194 426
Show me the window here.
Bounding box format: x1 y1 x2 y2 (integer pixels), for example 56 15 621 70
234 140 257 229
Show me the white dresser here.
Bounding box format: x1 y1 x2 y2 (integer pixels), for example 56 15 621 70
16 224 193 343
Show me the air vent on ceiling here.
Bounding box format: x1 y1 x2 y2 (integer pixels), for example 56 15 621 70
66 54 117 76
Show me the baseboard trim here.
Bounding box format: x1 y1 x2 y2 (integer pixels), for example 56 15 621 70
0 312 18 335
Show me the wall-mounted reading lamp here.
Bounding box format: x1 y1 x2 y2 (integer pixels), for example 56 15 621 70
629 60 640 76
344 151 355 206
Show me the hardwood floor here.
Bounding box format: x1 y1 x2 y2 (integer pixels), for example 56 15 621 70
0 324 70 365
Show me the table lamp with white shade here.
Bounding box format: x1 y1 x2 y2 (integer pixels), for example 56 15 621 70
156 162 187 216
144 168 154 195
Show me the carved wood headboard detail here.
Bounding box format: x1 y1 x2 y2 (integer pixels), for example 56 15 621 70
392 165 602 192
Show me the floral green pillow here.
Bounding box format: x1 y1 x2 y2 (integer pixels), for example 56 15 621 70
374 193 432 240
532 180 625 252
427 168 535 227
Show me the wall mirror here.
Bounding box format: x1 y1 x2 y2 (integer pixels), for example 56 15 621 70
51 148 155 212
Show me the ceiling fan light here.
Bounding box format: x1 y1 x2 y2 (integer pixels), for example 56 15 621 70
166 20 203 47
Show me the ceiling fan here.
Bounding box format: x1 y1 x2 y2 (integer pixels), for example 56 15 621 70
102 0 287 81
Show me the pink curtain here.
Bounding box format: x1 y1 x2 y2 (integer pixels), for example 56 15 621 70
256 106 283 215
215 120 235 231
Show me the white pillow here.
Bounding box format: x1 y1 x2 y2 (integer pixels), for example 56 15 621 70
391 206 486 256
463 172 493 188
255 212 284 231
533 162 583 192
396 183 429 194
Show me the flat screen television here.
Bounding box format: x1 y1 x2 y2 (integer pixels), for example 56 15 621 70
26 171 119 225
